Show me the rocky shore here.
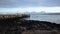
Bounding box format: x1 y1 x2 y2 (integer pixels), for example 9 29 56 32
0 14 30 20
0 18 60 34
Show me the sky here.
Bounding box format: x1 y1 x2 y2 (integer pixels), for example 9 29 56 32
0 0 60 13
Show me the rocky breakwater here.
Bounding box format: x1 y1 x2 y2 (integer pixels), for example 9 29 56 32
0 14 60 34
0 14 30 21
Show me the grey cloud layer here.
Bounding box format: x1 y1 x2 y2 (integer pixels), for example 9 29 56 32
0 0 60 7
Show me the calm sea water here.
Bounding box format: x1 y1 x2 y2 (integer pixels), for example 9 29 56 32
26 14 60 24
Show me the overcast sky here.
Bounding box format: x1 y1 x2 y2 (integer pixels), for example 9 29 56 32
0 0 60 7
0 0 60 13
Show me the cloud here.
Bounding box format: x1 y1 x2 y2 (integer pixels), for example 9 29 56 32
0 7 60 13
0 0 60 7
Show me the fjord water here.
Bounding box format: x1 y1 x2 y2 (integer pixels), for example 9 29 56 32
26 14 60 24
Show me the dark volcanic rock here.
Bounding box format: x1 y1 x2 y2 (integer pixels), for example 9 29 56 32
0 19 60 34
